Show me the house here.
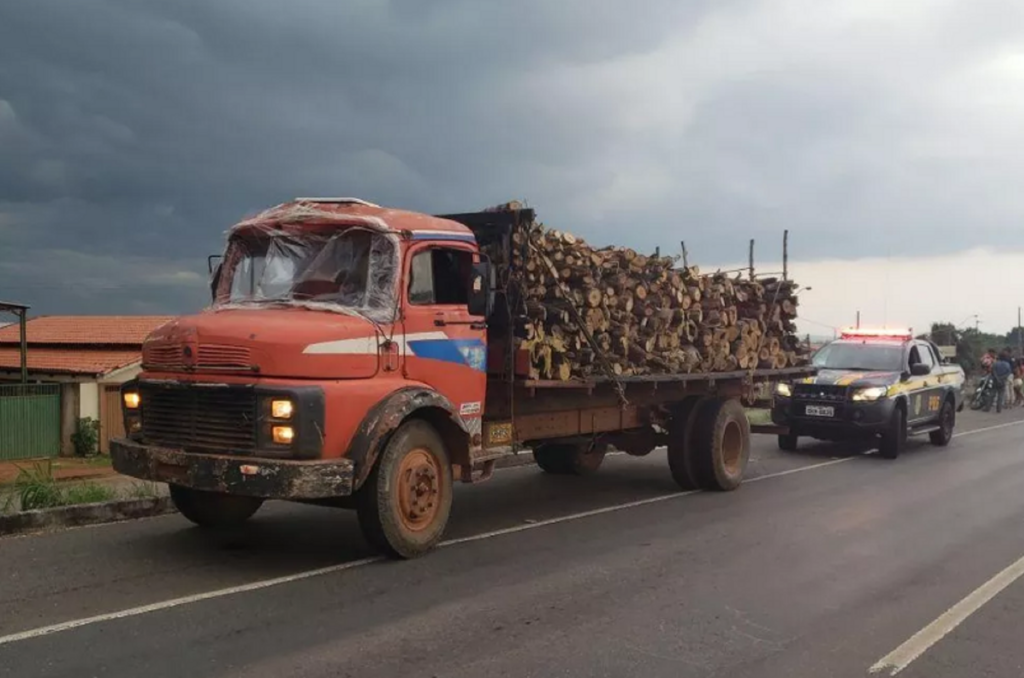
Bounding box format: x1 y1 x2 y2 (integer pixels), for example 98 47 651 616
0 316 173 454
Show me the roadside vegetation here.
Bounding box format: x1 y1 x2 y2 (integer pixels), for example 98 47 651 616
1 462 158 514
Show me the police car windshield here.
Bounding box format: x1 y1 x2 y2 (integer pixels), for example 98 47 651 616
812 342 904 372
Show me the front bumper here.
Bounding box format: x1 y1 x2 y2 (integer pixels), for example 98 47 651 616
772 397 897 438
110 438 354 499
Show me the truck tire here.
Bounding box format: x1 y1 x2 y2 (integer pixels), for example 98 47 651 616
929 397 955 447
777 433 799 452
533 443 606 476
689 398 750 492
169 486 263 528
356 419 453 559
879 405 907 459
667 397 704 490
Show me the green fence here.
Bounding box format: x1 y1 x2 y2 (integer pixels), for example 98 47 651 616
0 384 61 461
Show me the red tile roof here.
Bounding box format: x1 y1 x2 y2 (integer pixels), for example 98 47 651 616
0 348 141 376
0 316 173 346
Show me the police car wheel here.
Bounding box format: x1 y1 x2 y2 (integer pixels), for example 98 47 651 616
929 399 955 447
879 406 906 459
777 433 799 452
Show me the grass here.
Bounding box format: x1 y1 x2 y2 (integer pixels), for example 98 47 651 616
122 481 160 500
1 462 117 513
51 455 113 469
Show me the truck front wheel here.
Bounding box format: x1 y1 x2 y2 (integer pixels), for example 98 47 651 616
533 443 606 475
356 420 453 559
689 398 751 491
169 486 264 528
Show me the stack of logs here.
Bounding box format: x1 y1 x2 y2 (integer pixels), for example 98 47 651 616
493 206 809 381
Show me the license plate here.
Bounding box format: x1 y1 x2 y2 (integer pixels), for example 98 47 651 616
805 405 834 417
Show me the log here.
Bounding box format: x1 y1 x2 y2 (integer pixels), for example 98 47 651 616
483 204 809 380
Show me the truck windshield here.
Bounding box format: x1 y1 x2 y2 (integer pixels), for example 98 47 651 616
214 228 397 317
811 342 904 372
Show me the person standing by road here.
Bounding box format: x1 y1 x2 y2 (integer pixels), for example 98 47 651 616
988 350 1013 413
1013 359 1024 407
982 348 996 372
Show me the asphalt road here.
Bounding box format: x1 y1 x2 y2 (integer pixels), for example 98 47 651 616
3 409 1024 677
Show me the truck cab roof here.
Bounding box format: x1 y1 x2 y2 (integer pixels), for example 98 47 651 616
229 198 476 240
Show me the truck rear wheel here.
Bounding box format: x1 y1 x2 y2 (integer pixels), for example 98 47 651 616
690 398 750 491
356 419 453 559
169 486 263 528
533 443 606 475
667 397 704 490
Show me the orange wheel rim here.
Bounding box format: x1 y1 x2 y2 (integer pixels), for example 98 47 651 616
396 447 443 532
722 421 743 476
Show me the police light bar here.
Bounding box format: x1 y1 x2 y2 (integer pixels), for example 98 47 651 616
840 327 913 341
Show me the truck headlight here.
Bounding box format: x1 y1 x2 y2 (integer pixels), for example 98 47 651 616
775 382 793 398
272 426 295 444
123 391 141 409
852 386 888 401
271 399 294 419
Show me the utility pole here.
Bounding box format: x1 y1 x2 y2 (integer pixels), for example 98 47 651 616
1018 306 1022 357
856 310 860 329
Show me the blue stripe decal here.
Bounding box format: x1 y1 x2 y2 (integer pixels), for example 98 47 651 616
408 338 487 371
409 232 477 243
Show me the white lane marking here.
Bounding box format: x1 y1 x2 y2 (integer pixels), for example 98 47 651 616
952 419 1024 438
2 418 1021 646
0 557 380 647
869 552 1024 675
747 455 858 481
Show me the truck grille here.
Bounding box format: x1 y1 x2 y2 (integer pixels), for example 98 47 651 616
142 343 253 372
793 384 848 402
197 344 252 370
143 344 181 370
140 383 257 453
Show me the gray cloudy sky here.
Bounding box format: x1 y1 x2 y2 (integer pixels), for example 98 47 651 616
2 0 1023 321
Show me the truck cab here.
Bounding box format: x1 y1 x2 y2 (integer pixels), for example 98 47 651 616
112 198 494 557
771 328 964 459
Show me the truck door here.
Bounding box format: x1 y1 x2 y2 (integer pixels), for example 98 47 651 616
403 242 487 424
908 342 940 423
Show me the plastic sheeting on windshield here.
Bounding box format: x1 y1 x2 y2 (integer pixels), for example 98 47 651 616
213 214 400 323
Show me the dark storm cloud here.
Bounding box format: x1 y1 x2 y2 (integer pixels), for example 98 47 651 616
1 0 1022 314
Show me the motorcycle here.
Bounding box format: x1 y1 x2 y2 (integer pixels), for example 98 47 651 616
970 374 997 411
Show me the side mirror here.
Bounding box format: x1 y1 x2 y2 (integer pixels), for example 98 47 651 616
910 363 931 377
467 261 493 318
207 254 223 274
210 262 223 301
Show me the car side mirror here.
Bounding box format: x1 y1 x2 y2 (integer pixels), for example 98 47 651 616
467 261 493 318
910 363 931 377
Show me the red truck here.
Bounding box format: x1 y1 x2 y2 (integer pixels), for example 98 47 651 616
111 199 812 558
